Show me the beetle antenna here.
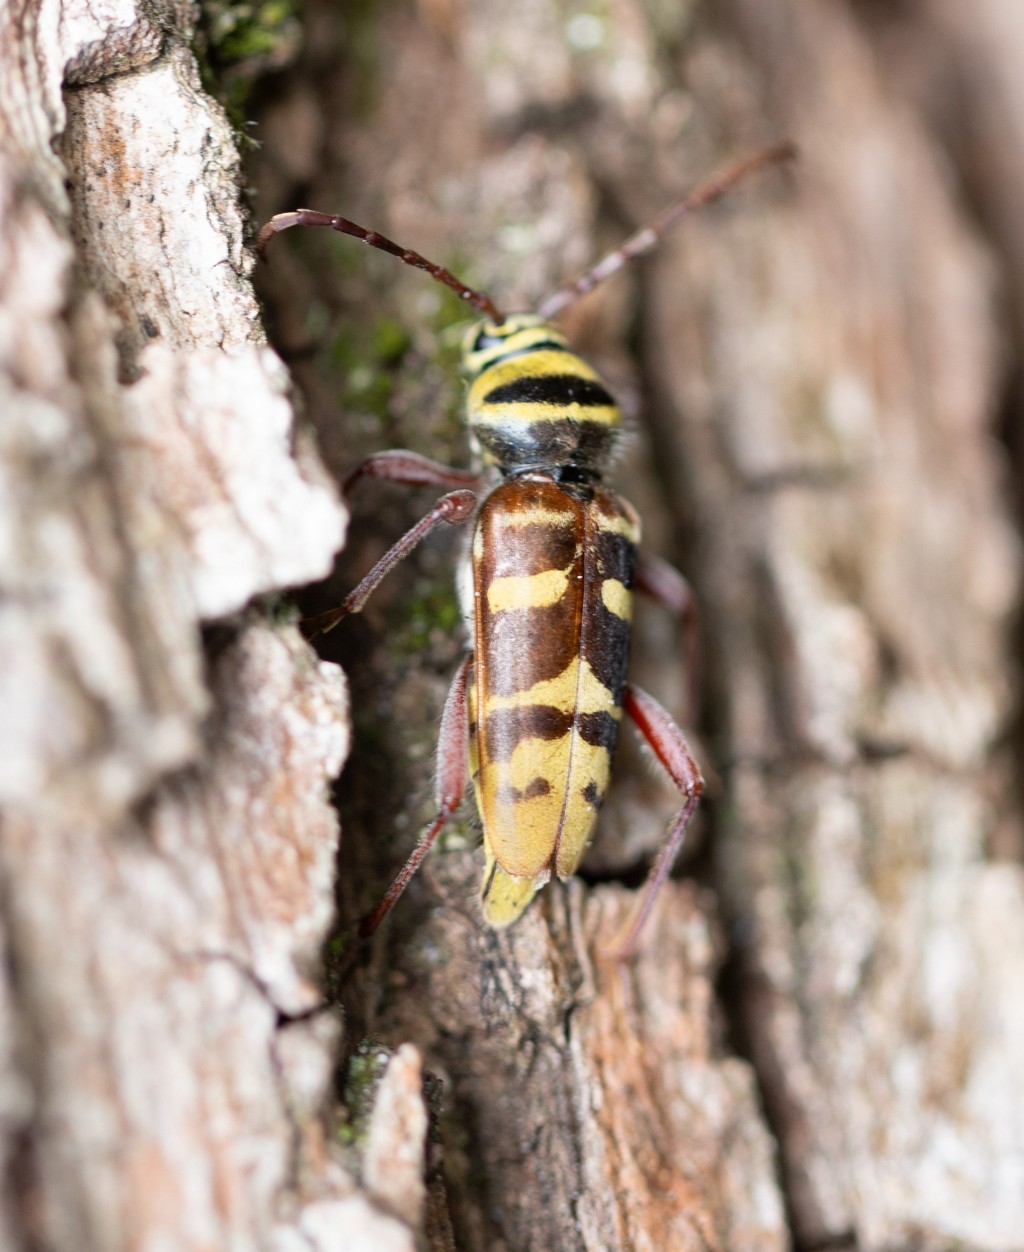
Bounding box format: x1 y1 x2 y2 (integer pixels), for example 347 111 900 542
536 141 797 320
256 209 506 323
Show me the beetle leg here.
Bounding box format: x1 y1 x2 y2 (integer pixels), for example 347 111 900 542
634 552 700 725
609 683 704 960
359 656 472 939
302 488 477 639
343 449 481 496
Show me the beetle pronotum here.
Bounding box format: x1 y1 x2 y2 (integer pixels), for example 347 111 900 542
259 142 794 957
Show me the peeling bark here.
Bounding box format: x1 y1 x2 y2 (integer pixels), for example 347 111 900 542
0 0 379 1247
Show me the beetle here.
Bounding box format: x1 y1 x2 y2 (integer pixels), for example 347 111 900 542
258 142 794 957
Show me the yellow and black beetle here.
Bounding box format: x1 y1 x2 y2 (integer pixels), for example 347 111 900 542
258 143 794 957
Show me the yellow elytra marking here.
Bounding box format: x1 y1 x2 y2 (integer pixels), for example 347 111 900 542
601 578 632 620
486 506 577 530
481 850 546 928
485 657 620 716
487 565 571 613
594 509 641 541
478 731 613 880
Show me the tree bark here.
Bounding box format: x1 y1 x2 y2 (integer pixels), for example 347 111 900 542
3 0 1023 1250
0 1 364 1248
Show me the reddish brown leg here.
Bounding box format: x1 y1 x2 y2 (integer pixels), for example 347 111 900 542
302 488 476 639
342 449 481 496
634 552 700 726
610 684 704 960
359 656 472 938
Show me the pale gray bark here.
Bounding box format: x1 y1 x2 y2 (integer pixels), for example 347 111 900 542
0 0 389 1248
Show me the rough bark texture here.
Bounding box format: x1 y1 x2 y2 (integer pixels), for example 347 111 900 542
0 0 364 1247
3 0 1023 1250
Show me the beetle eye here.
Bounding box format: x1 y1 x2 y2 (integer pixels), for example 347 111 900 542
472 317 517 352
472 327 502 352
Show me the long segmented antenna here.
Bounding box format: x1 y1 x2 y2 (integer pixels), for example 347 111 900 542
256 209 506 323
536 141 797 320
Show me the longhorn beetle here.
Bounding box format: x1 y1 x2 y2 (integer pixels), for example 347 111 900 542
259 142 795 957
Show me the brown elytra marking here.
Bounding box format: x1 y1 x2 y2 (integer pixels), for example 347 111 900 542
495 776 553 806
483 704 619 762
484 706 573 762
478 483 578 577
475 478 585 697
576 710 620 750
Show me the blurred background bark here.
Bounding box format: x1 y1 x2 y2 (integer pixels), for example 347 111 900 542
2 0 1022 1249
